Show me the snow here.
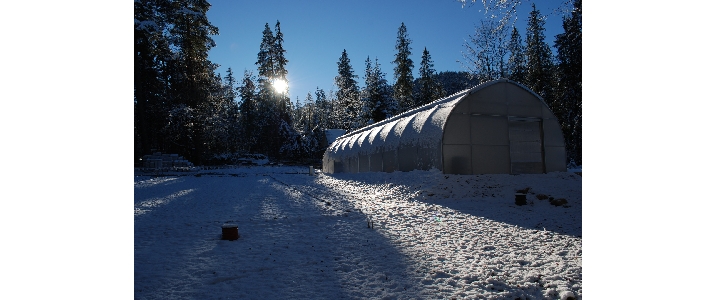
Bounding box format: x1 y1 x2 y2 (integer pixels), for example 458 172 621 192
134 19 158 31
178 7 202 16
135 166 582 299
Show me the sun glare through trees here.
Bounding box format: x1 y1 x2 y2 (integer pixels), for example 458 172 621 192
273 78 288 94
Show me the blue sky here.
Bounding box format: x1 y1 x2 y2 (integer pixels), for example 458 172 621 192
206 0 569 103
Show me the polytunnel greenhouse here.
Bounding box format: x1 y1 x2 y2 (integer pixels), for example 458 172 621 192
322 78 567 175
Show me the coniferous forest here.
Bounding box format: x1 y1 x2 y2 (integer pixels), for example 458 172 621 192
135 0 581 167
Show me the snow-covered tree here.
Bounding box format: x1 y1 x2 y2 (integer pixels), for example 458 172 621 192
314 87 331 130
135 0 257 165
525 4 555 102
416 47 445 107
164 0 219 164
290 92 325 160
273 21 291 120
223 67 237 102
135 0 172 161
199 71 242 161
362 57 396 124
457 0 573 32
392 22 415 112
238 70 259 153
256 22 276 106
462 19 508 82
334 49 362 131
554 0 581 165
253 20 297 158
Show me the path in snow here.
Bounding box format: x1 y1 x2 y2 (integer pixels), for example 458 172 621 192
135 167 581 299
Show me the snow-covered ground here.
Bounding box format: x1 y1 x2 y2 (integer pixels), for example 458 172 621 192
135 166 582 299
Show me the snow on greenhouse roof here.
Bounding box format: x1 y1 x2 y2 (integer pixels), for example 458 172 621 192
329 87 469 154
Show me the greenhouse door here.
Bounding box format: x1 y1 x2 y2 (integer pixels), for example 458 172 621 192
508 118 545 174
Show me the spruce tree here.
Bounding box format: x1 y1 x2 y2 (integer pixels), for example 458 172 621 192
334 49 361 131
200 71 242 161
256 23 276 109
554 0 582 165
525 4 555 103
253 20 295 158
362 57 377 124
363 57 395 123
416 47 445 107
223 67 237 102
507 27 527 84
392 22 415 112
271 21 297 158
135 0 171 161
253 23 276 156
314 87 330 130
238 70 258 153
375 59 398 119
273 21 291 119
165 0 219 164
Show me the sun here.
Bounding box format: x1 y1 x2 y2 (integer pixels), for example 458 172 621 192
272 78 288 94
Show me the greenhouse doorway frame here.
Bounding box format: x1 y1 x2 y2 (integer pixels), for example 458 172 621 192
508 117 545 174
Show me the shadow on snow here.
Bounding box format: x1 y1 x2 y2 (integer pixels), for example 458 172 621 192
134 173 426 299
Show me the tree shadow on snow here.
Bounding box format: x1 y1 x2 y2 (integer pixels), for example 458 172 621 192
134 173 428 299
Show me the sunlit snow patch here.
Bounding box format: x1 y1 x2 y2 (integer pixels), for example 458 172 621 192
134 176 179 189
134 189 195 216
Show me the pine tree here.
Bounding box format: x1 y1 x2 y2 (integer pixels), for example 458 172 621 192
256 23 276 108
525 4 555 103
376 60 398 119
135 0 172 161
164 0 219 164
271 21 297 158
223 67 237 102
393 22 415 112
507 27 527 84
362 57 395 123
293 92 323 160
554 0 582 165
253 23 277 156
200 71 242 161
334 49 361 131
238 70 258 153
326 89 340 130
314 87 330 130
273 21 291 119
253 20 296 158
416 47 445 107
169 0 218 108
361 57 376 124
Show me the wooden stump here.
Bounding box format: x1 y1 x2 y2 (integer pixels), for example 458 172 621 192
515 193 527 206
221 224 239 240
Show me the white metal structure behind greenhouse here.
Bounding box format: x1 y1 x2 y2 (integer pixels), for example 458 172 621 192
322 79 567 174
